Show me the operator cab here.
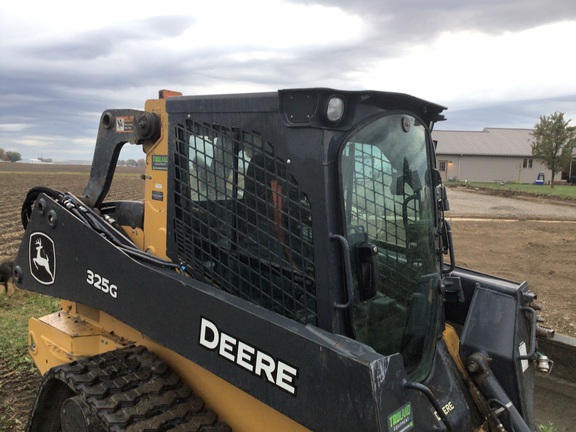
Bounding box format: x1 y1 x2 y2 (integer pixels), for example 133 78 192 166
167 88 447 382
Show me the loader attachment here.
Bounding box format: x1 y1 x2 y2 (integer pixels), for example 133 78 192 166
445 267 537 430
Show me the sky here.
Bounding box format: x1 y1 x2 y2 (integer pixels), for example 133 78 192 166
1 0 575 162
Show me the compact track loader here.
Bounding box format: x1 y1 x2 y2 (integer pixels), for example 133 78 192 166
14 88 539 431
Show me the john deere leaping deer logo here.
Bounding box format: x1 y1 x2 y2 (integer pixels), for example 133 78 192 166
29 233 56 285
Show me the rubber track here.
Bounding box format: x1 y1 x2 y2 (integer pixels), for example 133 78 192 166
30 345 231 432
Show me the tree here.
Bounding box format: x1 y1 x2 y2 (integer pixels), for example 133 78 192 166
0 148 5 161
531 112 576 188
5 151 22 163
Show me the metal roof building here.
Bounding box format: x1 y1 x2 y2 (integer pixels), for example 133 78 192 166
432 128 553 184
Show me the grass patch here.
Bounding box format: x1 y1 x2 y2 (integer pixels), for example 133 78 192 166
539 423 557 432
447 181 576 201
0 415 13 432
0 291 59 371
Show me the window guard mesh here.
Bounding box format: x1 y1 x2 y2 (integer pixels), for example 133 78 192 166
173 120 317 324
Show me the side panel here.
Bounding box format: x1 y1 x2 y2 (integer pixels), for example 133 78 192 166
28 306 309 432
142 98 170 258
15 195 430 432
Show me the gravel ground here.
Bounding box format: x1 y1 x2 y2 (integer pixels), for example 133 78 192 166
445 187 576 221
444 186 576 339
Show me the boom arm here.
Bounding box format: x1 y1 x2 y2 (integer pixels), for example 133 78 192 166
81 109 160 208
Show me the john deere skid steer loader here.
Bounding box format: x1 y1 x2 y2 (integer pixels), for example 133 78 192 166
14 88 538 431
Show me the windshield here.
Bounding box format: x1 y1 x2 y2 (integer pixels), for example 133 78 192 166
340 113 440 380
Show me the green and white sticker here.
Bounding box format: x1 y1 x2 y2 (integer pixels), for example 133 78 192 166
152 154 168 170
388 402 414 432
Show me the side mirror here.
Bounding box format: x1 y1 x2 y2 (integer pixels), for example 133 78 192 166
432 168 442 188
355 241 379 301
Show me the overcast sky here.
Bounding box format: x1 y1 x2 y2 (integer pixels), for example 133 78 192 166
1 0 575 161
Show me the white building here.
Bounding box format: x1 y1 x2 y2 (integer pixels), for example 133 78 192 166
432 128 553 184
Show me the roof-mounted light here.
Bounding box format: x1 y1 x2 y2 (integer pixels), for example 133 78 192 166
326 96 345 123
278 89 354 129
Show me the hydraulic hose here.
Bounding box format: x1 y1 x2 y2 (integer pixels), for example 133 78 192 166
466 352 532 432
21 187 189 275
403 380 453 431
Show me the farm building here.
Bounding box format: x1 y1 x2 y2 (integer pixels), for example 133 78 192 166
432 128 556 184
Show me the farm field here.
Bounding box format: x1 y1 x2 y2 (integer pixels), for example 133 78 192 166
0 163 144 263
0 163 144 430
1 163 575 430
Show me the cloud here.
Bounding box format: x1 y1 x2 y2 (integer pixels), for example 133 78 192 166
0 123 30 133
20 16 194 62
295 0 576 34
1 0 575 160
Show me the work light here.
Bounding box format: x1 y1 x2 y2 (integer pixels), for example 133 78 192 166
326 96 345 122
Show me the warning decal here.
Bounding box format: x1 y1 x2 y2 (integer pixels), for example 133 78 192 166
116 116 135 132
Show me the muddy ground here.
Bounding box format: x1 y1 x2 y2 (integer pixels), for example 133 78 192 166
1 164 575 430
447 187 576 338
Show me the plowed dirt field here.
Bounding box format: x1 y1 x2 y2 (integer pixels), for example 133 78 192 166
0 163 144 264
